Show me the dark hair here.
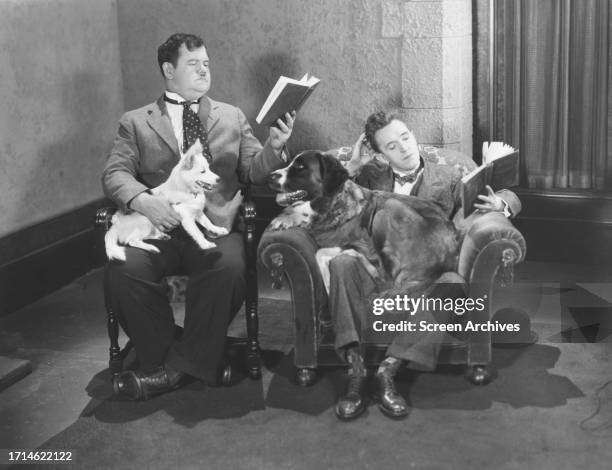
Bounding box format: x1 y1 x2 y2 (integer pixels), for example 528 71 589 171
364 111 400 153
157 33 205 75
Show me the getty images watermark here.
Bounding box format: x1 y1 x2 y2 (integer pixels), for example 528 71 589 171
370 294 521 333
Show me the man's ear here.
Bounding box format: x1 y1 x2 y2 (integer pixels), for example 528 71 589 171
162 62 174 80
318 152 349 196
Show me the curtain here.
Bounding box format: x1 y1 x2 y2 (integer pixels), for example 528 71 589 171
494 0 609 190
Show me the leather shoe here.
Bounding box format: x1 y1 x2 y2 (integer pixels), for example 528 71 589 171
375 370 409 419
114 365 186 400
335 371 368 420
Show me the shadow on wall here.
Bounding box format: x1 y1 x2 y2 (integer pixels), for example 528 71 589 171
249 51 326 154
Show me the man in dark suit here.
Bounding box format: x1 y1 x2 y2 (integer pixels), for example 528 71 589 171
102 33 294 400
331 111 521 420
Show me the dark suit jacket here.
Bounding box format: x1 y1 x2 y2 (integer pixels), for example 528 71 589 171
102 95 284 228
355 153 522 220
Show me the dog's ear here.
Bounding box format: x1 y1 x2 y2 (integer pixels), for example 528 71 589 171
318 152 349 196
181 152 196 171
181 139 204 171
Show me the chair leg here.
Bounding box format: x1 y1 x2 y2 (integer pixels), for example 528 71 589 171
465 365 493 386
296 368 317 387
220 362 233 386
245 279 261 380
104 266 122 381
243 200 261 380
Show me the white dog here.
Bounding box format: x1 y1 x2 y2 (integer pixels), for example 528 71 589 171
105 140 229 261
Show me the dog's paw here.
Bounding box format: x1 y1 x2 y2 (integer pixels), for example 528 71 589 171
268 204 313 231
206 226 229 238
127 240 161 254
197 240 217 250
268 216 294 231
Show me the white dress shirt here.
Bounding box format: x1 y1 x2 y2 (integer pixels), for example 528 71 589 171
164 91 199 153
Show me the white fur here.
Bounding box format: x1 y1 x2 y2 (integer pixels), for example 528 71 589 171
105 141 229 261
267 200 314 231
270 165 288 189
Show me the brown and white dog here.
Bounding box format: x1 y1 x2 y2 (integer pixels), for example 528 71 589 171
105 141 228 261
268 150 460 295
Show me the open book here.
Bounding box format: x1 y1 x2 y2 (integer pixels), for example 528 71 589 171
461 142 520 217
256 73 320 127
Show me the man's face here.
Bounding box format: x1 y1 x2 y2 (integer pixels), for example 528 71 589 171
374 120 420 172
165 44 211 100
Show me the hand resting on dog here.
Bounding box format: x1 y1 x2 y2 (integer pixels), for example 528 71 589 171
130 192 181 232
105 140 228 261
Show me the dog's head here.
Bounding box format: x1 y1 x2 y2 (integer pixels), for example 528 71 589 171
176 140 220 193
269 150 349 203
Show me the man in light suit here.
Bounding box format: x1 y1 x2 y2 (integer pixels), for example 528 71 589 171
102 33 294 400
331 111 521 420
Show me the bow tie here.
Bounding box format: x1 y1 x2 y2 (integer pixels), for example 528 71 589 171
164 95 200 106
394 170 420 185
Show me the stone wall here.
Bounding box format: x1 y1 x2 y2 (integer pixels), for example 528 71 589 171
117 0 473 153
0 0 124 237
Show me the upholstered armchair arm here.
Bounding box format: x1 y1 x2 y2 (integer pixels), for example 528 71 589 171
258 227 327 369
457 212 526 284
455 212 527 366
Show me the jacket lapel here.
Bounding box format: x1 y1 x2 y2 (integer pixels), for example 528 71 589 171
382 165 395 192
199 96 220 133
147 96 181 158
409 157 426 195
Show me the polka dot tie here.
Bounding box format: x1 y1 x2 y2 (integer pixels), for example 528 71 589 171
182 102 212 162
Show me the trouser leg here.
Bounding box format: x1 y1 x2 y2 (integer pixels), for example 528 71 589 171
328 254 378 356
105 238 181 373
386 272 468 370
166 232 246 383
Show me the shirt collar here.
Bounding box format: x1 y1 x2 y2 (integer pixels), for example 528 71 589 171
164 91 190 105
391 157 424 177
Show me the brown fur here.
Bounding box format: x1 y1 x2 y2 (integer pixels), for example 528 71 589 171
269 150 460 295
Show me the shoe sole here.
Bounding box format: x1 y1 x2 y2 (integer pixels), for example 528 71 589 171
334 404 367 421
378 403 409 419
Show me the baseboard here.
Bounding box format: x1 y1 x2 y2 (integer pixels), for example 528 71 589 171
513 190 612 264
0 199 108 316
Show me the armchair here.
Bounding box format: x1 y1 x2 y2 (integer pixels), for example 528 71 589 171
94 188 261 390
258 149 527 387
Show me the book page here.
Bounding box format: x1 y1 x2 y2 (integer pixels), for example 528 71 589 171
482 141 517 164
